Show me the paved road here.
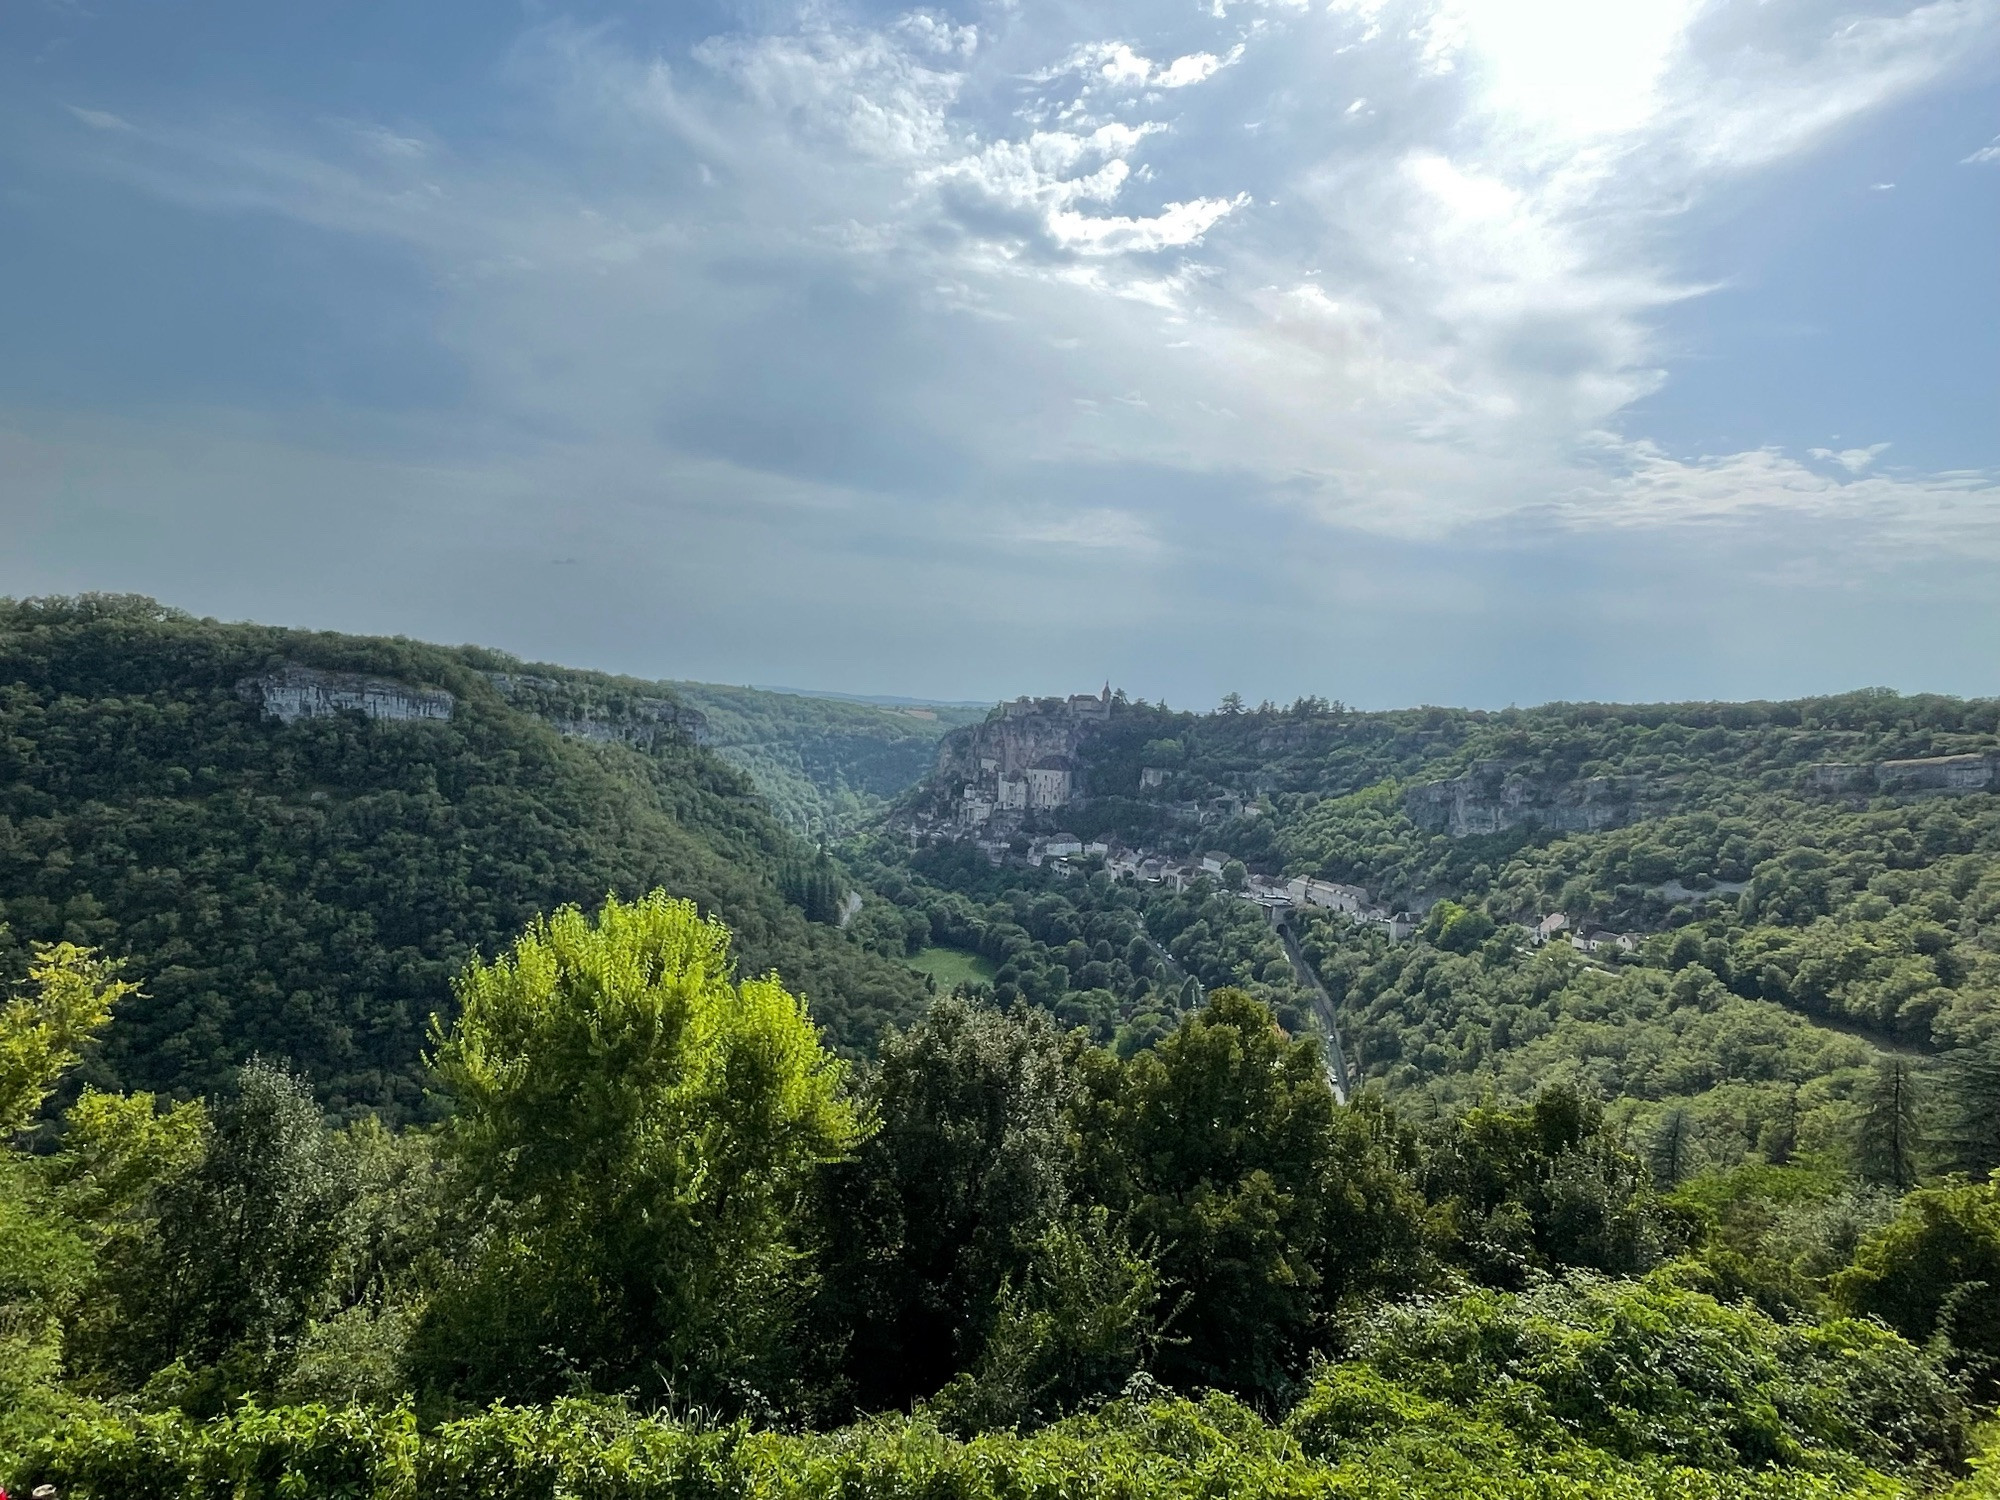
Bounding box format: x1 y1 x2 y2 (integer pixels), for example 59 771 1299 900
1273 916 1353 1104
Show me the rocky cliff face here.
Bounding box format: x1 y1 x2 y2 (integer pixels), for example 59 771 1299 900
484 672 707 748
1404 761 1651 838
238 665 455 725
1807 753 2000 795
924 699 1110 814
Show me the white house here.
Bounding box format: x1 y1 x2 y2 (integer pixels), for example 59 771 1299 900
1531 913 1569 945
1285 877 1368 914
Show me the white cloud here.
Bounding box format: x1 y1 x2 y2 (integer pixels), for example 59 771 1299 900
66 105 133 131
1044 40 1245 90
1966 135 2000 164
16 0 2000 696
1046 193 1247 254
1810 443 1891 474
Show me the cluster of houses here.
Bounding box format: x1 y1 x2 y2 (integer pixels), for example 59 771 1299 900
983 834 1644 956
999 836 1424 942
1528 912 1640 953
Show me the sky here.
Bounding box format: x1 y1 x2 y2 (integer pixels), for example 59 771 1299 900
1 0 1996 710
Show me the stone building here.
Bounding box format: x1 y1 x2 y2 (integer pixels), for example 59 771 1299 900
1285 877 1369 914
927 686 1117 831
1024 757 1074 811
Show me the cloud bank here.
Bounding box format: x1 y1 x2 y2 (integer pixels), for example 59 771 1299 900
2 0 1997 703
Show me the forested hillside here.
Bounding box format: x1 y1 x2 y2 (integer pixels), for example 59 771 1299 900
863 689 2000 1178
0 595 929 1116
4 604 1998 1499
665 682 986 836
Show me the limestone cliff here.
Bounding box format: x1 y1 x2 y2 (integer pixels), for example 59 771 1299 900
484 672 707 748
922 694 1112 823
238 665 455 725
1403 761 1651 838
1806 752 2000 795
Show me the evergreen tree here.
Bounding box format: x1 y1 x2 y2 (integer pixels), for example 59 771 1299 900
1649 1106 1697 1189
1933 1040 2000 1177
1856 1057 1925 1191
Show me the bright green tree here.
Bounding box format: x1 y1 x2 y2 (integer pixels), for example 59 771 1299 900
414 891 862 1410
1 943 135 1138
0 943 134 1453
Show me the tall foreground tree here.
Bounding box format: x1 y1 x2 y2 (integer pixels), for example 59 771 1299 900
1079 989 1426 1402
119 1062 349 1381
1 940 131 1448
412 891 862 1409
812 999 1081 1414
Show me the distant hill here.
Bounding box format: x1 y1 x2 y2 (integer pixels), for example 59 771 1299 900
749 684 992 710
0 596 931 1118
667 682 988 837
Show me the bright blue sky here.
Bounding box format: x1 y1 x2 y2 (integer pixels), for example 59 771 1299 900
2 0 1996 709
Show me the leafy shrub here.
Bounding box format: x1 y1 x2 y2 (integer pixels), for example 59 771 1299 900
1836 1173 2000 1397
20 1383 1947 1500
1336 1274 1966 1479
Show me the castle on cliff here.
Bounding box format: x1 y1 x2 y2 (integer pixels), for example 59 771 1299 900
934 685 1112 831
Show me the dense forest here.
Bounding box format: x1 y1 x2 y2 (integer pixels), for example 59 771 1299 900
870 688 1999 1172
3 600 1998 1497
3 895 1997 1499
0 596 933 1116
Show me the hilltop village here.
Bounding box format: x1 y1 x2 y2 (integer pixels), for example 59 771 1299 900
907 688 1651 952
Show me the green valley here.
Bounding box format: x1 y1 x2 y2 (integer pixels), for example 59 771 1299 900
0 595 938 1115
2 603 1997 1500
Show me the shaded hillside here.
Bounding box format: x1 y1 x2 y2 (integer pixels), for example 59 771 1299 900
0 595 929 1118
666 681 987 836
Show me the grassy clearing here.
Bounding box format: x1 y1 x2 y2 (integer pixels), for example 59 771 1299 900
906 945 997 991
